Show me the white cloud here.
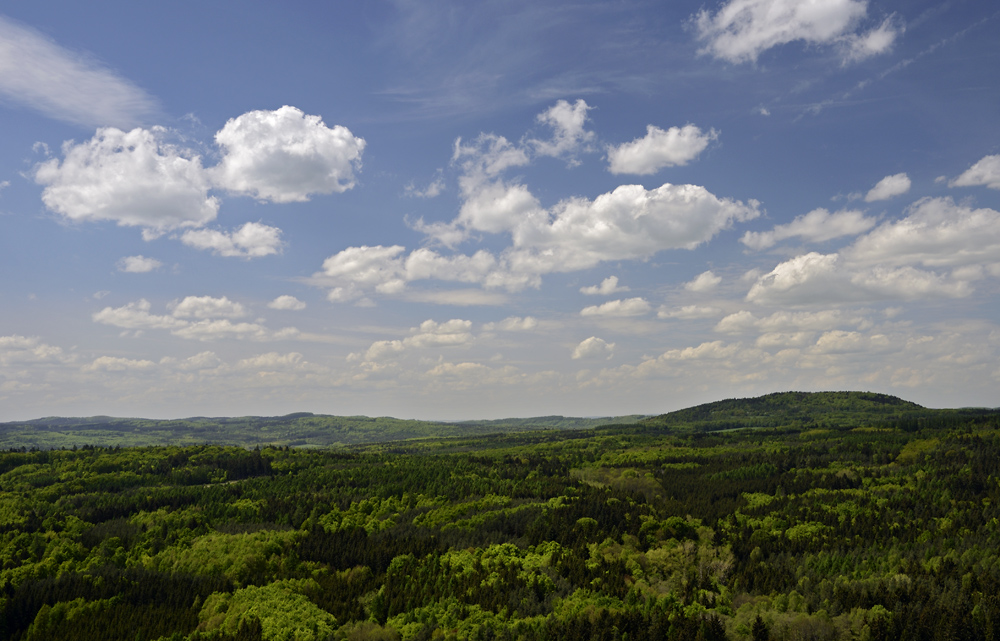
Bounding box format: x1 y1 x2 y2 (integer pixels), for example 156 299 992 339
607 124 717 175
694 0 897 64
505 182 760 274
865 172 911 202
950 155 1000 190
580 297 652 317
0 16 157 128
659 340 741 361
268 295 306 311
685 270 722 292
84 356 156 372
403 289 510 306
318 245 408 301
746 252 972 305
211 105 365 203
92 299 187 331
482 316 538 332
172 320 297 342
456 179 541 237
847 198 1000 268
235 352 304 371
807 330 888 354
117 255 162 273
741 208 876 250
405 176 445 198
572 336 615 360
404 248 498 284
359 319 474 362
172 351 223 371
842 17 902 64
453 133 531 178
743 198 1000 306
319 181 758 303
529 99 595 161
657 305 722 319
170 295 246 319
0 335 66 365
92 298 298 342
580 276 629 296
715 309 852 334
34 127 218 235
180 221 283 258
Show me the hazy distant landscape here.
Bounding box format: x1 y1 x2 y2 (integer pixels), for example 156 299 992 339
2 391 999 640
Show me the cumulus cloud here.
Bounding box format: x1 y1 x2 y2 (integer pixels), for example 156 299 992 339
572 336 615 360
694 0 898 64
580 297 652 317
0 335 66 365
505 183 760 274
92 299 187 331
847 198 1000 268
211 106 365 203
453 132 531 178
170 295 246 319
180 222 283 258
685 270 722 292
865 172 911 202
0 16 157 128
318 181 758 302
92 297 297 341
315 245 527 303
236 352 304 371
171 351 223 371
403 289 510 306
580 276 629 296
715 309 852 334
482 316 538 332
950 155 1000 190
358 319 474 362
658 340 741 361
34 127 218 235
117 255 162 273
607 124 717 175
268 295 306 311
317 245 408 302
746 252 971 305
174 320 298 342
742 197 1000 306
317 109 757 304
529 99 595 161
657 305 722 319
34 105 362 251
741 208 876 250
84 356 156 372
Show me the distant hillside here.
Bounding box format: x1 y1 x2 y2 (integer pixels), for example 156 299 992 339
4 392 994 449
0 412 632 450
451 415 644 430
633 391 966 433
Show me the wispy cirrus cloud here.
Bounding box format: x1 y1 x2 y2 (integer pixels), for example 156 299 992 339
0 15 158 128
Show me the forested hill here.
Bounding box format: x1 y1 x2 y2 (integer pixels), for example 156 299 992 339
632 391 982 433
4 391 996 450
0 412 642 450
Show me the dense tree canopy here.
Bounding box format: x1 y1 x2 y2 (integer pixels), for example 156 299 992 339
1 393 998 640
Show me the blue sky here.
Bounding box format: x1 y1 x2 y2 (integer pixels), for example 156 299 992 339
1 0 998 420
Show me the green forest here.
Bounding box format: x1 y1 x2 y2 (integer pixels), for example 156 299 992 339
1 392 999 641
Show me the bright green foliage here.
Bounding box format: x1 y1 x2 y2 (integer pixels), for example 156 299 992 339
0 393 998 640
198 580 336 640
